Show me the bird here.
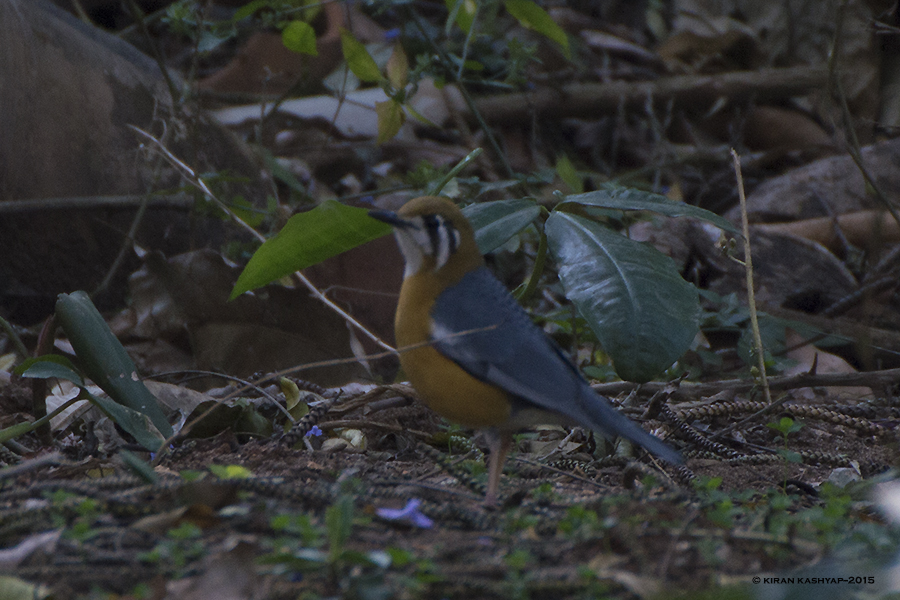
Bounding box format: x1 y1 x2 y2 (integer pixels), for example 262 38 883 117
369 196 682 504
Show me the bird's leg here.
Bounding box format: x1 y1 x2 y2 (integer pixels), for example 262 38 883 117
485 430 512 507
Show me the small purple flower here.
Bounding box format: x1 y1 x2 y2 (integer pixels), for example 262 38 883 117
305 425 322 437
384 28 401 41
376 498 433 528
149 444 175 461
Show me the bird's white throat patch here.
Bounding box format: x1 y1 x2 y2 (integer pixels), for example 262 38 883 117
394 229 425 278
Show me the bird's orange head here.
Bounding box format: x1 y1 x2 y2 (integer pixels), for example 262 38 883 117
369 196 483 286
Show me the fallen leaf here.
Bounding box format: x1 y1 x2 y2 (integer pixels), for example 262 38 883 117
783 329 871 401
757 210 900 254
0 530 61 569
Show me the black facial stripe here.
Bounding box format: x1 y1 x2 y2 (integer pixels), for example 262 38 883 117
422 214 442 257
447 220 458 254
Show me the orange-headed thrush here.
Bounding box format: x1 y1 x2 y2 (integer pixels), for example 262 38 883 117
370 196 682 504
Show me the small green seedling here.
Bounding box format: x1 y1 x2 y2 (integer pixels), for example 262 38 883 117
767 416 804 491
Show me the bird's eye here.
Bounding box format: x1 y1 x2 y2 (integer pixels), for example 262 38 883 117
422 214 460 270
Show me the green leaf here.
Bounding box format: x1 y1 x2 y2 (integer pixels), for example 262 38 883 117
119 449 159 483
768 416 803 437
0 395 83 444
504 0 570 59
228 196 266 228
55 292 173 437
198 30 230 54
386 44 408 89
737 315 784 366
209 464 253 479
0 576 50 600
84 388 166 452
445 0 476 33
375 99 405 143
231 200 392 298
0 421 43 445
555 154 582 193
546 212 699 382
259 147 306 194
326 495 354 555
232 0 268 22
462 199 541 254
340 29 382 83
15 355 83 386
282 20 317 56
564 186 739 234
776 449 804 464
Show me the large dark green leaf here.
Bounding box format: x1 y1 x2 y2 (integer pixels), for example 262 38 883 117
545 212 699 382
564 186 739 234
14 353 165 451
462 199 540 254
84 389 166 452
231 200 391 299
55 291 173 438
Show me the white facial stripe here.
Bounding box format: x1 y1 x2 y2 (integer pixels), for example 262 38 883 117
394 213 461 276
434 219 451 269
424 214 459 271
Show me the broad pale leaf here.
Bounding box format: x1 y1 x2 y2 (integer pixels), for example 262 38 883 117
231 201 391 298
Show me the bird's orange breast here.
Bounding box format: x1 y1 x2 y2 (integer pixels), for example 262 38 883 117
395 271 511 428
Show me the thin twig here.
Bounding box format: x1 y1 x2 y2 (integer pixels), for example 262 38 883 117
125 0 181 105
731 148 772 404
0 314 29 358
471 66 828 125
0 194 193 214
128 126 395 353
516 221 549 302
146 370 294 422
707 394 792 442
835 79 900 229
512 456 610 494
828 0 900 230
427 148 483 196
150 326 499 456
590 367 900 400
409 8 515 179
91 194 149 299
317 419 433 440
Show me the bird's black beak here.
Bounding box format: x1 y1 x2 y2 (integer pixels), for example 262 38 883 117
369 209 412 229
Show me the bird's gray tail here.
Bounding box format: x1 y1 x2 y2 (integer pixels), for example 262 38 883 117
577 384 683 465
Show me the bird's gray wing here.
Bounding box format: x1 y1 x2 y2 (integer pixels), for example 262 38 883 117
431 267 681 464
